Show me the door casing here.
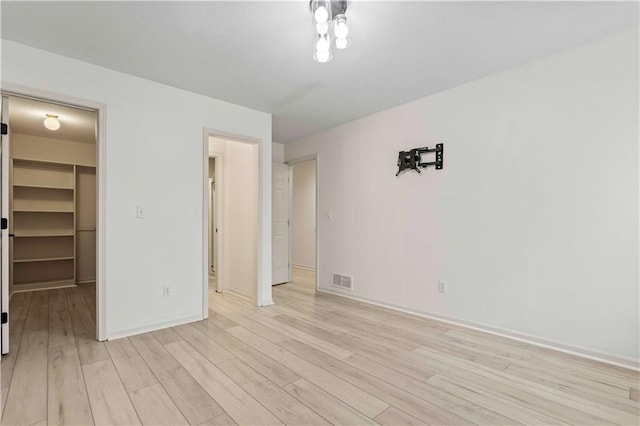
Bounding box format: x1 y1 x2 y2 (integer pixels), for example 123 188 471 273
1 96 10 355
1 83 107 341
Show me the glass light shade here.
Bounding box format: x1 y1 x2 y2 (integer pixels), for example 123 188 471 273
43 115 60 131
316 22 329 35
335 37 350 50
314 5 329 24
314 49 332 63
316 34 331 52
334 15 349 39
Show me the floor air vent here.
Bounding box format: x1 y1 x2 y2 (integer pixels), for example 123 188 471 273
332 273 353 290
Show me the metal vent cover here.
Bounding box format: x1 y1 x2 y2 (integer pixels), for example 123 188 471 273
332 273 353 290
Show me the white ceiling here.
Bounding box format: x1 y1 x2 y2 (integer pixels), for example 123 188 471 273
2 1 637 143
8 96 96 143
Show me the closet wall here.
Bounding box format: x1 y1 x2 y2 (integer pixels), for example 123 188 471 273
10 133 96 293
76 166 96 282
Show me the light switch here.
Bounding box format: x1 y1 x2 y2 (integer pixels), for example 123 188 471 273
136 206 145 219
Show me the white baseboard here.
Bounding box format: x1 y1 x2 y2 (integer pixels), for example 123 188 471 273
107 314 203 341
317 287 639 371
11 283 77 293
292 264 316 272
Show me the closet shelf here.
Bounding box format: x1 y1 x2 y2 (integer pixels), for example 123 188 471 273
14 256 75 264
13 209 74 213
14 233 74 238
11 132 97 293
13 184 73 190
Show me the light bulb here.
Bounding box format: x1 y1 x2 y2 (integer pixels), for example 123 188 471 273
334 15 349 39
316 35 330 52
43 114 60 131
314 5 329 24
335 37 350 50
316 22 329 35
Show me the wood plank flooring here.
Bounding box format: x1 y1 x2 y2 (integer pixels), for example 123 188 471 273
2 271 639 425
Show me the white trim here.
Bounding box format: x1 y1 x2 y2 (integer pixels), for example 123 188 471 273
208 177 215 276
317 287 640 371
107 314 203 341
1 82 107 342
287 165 293 283
314 156 319 293
201 131 209 317
1 95 9 355
214 154 224 294
287 154 318 166
210 152 225 295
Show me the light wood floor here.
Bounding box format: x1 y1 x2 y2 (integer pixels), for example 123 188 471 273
2 270 639 425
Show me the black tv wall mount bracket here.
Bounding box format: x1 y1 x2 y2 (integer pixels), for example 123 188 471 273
396 143 444 176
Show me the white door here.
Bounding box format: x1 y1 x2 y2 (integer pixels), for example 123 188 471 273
209 178 217 274
1 96 9 354
272 163 290 284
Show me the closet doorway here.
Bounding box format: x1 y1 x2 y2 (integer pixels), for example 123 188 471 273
0 93 100 358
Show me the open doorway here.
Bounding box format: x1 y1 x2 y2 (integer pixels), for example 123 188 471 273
0 93 101 417
290 159 317 289
205 135 259 305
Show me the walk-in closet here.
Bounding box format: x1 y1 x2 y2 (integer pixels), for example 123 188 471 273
7 96 97 293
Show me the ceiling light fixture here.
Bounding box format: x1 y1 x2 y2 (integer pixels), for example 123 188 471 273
43 114 61 131
310 0 350 63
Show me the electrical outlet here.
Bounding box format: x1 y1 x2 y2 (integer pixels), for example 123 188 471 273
162 286 170 297
438 281 448 293
136 206 145 219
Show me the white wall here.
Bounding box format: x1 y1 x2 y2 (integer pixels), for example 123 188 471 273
285 27 639 365
210 137 258 299
2 40 273 338
12 133 95 166
292 160 316 269
272 142 285 163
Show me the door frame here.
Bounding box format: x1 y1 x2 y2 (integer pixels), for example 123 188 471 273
288 165 293 283
1 96 9 354
286 154 319 291
208 153 224 294
208 176 216 276
1 83 107 341
202 128 268 317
